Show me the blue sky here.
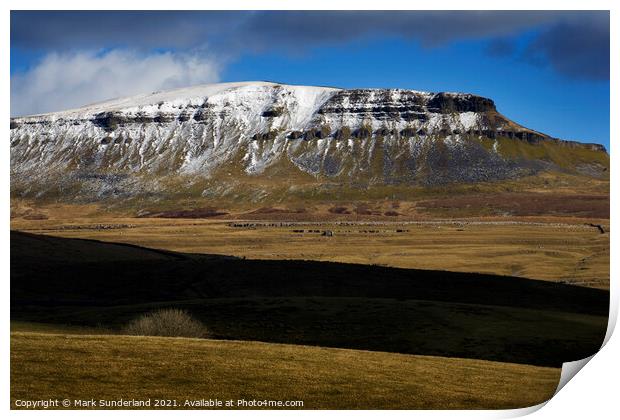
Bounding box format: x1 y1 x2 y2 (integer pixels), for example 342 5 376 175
10 11 610 149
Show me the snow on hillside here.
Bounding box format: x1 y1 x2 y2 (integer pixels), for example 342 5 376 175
10 81 604 201
14 81 340 122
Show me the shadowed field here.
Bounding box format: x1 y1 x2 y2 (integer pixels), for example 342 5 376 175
11 330 561 409
10 186 610 408
11 231 608 368
11 214 610 289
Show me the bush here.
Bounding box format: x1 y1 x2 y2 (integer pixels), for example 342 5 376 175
123 309 208 338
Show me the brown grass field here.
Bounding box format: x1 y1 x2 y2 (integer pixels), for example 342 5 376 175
10 325 561 410
11 201 610 289
10 189 609 409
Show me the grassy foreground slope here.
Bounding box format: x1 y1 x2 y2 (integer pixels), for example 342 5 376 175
11 231 608 367
11 331 560 410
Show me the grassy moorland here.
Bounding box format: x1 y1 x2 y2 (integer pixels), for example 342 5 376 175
9 181 609 409
10 329 561 410
11 231 608 368
11 215 610 289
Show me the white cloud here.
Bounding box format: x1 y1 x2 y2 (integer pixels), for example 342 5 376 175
10 49 222 117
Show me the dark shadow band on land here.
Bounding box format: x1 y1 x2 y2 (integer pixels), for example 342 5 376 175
11 230 609 367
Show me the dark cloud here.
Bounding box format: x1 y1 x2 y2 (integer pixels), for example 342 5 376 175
8 10 566 50
235 11 561 49
525 18 610 80
10 10 610 80
10 11 237 51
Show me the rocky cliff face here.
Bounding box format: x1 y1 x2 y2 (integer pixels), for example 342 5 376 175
10 81 608 202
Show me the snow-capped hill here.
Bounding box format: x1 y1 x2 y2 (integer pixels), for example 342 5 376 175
18 81 338 124
10 82 608 202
